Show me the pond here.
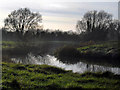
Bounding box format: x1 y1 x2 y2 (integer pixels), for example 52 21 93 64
2 41 120 74
11 53 120 75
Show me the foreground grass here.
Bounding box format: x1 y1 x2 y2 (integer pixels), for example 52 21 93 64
2 62 120 89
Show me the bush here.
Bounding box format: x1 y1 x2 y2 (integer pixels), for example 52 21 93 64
54 46 81 63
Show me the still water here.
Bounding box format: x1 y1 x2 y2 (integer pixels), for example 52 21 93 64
11 53 120 75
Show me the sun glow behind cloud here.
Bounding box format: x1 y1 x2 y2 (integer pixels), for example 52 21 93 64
0 0 118 31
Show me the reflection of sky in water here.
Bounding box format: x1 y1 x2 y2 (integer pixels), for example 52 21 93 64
11 53 120 75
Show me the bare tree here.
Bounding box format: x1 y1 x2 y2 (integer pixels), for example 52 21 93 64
76 20 86 34
76 10 112 33
4 8 42 33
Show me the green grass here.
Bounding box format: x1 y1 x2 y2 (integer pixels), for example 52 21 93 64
77 41 120 57
2 62 120 89
2 41 79 47
2 41 16 49
2 41 33 49
76 41 120 67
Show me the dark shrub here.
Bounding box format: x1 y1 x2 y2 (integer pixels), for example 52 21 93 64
54 46 81 63
102 71 114 77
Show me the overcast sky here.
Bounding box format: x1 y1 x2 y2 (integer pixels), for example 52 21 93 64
0 0 119 31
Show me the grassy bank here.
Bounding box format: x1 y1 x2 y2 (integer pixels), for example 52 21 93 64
77 41 120 59
55 41 120 64
2 62 120 89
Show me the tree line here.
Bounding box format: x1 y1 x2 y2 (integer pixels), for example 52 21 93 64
76 10 120 41
2 8 120 42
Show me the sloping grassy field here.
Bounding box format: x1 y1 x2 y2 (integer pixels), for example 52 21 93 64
2 62 120 89
54 41 120 65
77 41 120 56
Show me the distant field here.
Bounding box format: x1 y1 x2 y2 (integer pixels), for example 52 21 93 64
2 41 16 49
2 40 119 48
2 41 79 49
2 62 120 89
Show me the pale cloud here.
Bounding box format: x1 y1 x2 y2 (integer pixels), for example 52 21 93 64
0 0 118 31
43 22 76 31
0 0 118 3
42 15 79 30
0 9 11 27
43 15 78 24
